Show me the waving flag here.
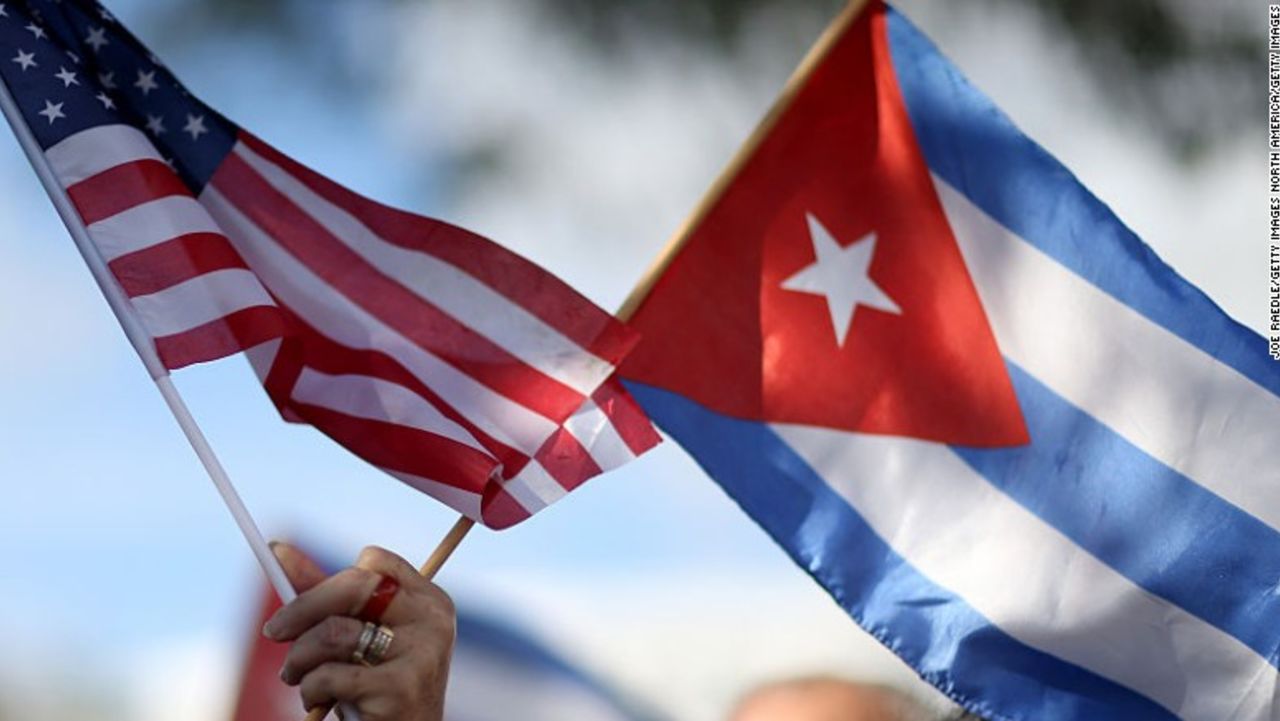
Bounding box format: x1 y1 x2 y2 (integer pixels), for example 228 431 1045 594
0 0 658 528
621 2 1280 719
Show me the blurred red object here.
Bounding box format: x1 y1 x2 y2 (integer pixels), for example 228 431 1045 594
230 585 296 721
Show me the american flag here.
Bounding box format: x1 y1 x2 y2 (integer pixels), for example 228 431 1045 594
0 0 660 528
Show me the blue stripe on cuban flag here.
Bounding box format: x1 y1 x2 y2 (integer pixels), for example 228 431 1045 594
624 382 1180 721
631 6 1280 721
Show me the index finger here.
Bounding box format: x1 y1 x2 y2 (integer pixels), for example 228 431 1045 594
263 566 380 642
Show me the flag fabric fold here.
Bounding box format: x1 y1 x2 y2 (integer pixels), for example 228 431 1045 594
621 2 1280 720
0 0 658 528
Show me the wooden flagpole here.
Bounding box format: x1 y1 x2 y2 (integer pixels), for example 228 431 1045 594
417 516 477 578
617 0 869 323
310 2 869 717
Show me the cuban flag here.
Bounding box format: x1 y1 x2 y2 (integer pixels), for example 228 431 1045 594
620 2 1280 719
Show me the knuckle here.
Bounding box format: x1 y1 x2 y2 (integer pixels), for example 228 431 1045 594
335 566 374 586
320 616 350 649
347 664 371 691
300 663 354 708
424 586 457 642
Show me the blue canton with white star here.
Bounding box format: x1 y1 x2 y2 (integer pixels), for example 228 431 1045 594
0 0 236 189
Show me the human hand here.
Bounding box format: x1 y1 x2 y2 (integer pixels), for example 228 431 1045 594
264 542 456 721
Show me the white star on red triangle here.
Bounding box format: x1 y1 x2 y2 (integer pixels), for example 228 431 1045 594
781 213 900 347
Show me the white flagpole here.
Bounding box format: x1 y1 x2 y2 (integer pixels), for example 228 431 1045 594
0 72 361 721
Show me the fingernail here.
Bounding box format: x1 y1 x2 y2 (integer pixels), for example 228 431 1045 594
262 620 279 640
278 665 287 682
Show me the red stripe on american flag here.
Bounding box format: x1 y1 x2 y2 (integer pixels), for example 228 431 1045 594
288 404 498 494
67 159 190 225
267 310 531 474
534 427 604 492
593 378 663 456
480 486 534 531
238 132 639 367
109 233 249 297
211 152 588 423
154 305 287 370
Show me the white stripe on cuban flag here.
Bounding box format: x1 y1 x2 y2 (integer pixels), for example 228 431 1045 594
935 178 1280 535
774 425 1277 721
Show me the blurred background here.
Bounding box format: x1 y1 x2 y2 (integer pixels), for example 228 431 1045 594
0 0 1262 719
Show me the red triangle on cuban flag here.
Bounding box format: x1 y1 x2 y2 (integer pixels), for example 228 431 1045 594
622 1 1027 448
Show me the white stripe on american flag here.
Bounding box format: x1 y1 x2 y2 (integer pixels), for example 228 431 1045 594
87 195 222 261
130 268 275 337
199 184 559 455
290 367 490 455
232 142 618 398
384 469 484 519
503 461 567 512
45 124 162 186
564 400 636 471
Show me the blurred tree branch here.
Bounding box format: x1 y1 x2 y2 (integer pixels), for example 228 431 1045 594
164 0 1261 161
539 0 1259 160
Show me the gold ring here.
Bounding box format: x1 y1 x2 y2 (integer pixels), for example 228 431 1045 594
362 625 395 666
351 621 377 665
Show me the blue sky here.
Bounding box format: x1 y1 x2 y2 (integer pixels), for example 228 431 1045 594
0 2 1262 720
